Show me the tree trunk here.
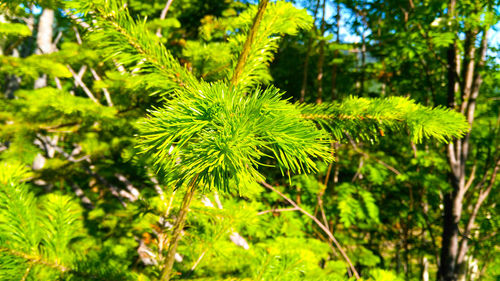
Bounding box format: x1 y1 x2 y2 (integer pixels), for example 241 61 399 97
422 256 429 281
315 0 326 104
330 3 340 101
34 8 55 89
300 0 320 103
438 1 460 280
438 3 493 280
359 30 366 97
439 179 464 281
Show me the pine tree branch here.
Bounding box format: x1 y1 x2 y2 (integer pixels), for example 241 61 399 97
72 3 199 94
104 19 191 89
160 174 199 281
0 247 69 273
230 0 269 87
299 96 469 143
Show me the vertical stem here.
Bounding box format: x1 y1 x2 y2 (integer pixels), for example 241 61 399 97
34 8 54 89
300 0 321 103
331 2 341 101
439 2 460 280
315 0 326 104
403 220 410 280
359 6 366 97
160 175 199 281
446 0 458 109
230 0 269 87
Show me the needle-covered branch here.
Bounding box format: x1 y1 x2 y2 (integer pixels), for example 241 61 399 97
68 0 199 95
299 96 470 143
138 83 332 193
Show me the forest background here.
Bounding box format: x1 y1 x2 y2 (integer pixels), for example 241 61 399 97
0 0 498 280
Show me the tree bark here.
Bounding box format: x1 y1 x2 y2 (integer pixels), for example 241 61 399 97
299 0 320 103
359 26 366 97
331 3 340 101
34 8 55 89
315 0 326 104
438 3 492 280
438 1 459 279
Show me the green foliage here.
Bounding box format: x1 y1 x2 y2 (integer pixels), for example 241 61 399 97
300 96 469 143
138 82 331 193
0 22 31 37
336 183 379 228
14 87 116 122
0 0 495 280
71 0 200 96
0 55 71 80
0 162 134 280
227 1 313 90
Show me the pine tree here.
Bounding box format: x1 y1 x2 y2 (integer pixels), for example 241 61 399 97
0 0 472 280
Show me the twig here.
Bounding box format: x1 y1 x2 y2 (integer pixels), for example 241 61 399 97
348 134 402 175
115 173 140 201
160 174 199 281
67 65 100 104
230 0 268 86
189 251 206 272
72 27 114 107
89 67 114 107
156 0 175 37
0 247 68 273
260 181 360 279
257 207 299 215
457 159 499 264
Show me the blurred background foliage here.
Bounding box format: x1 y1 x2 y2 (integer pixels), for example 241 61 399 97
0 0 498 280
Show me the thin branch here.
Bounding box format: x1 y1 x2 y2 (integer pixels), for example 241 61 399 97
421 202 440 264
52 30 63 49
457 159 499 264
70 181 95 210
64 9 91 30
115 173 140 201
351 156 365 182
156 0 175 37
230 0 269 86
67 65 100 104
463 163 477 193
160 174 199 281
0 247 68 273
54 77 62 90
189 250 206 272
72 27 114 107
260 181 360 279
21 264 33 281
89 67 114 106
348 135 402 175
257 207 299 215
